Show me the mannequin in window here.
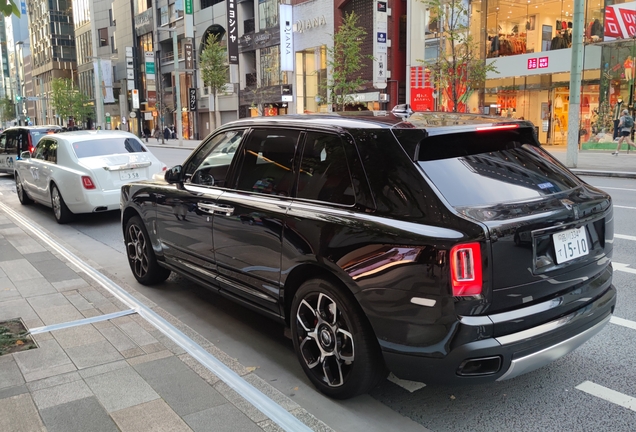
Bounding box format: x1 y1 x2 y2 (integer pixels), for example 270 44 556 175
625 56 634 81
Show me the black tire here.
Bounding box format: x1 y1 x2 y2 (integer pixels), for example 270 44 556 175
125 216 171 285
51 184 74 224
15 174 33 205
291 278 387 399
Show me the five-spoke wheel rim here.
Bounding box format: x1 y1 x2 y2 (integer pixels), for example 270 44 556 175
296 292 355 388
51 188 61 220
126 224 149 278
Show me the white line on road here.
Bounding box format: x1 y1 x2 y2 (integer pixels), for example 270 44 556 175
387 373 426 393
610 316 636 331
615 234 636 242
576 381 636 412
612 262 636 275
614 205 636 210
596 186 636 192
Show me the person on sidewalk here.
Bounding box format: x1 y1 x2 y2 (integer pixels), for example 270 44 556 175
164 125 171 140
612 109 636 155
613 99 623 141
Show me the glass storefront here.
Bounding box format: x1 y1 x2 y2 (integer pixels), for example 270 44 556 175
295 46 328 114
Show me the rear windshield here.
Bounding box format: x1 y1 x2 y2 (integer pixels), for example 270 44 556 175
30 129 58 145
72 138 147 158
415 129 582 207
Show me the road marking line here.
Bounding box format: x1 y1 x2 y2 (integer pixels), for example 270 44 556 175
0 202 311 432
387 373 426 393
610 316 636 331
614 205 636 210
612 262 636 275
615 234 636 242
576 381 636 412
597 186 636 192
29 309 136 334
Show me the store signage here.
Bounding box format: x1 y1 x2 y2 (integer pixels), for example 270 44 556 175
226 0 238 64
185 0 193 14
132 89 140 110
145 51 156 108
527 57 549 70
294 16 327 33
605 2 636 40
238 30 279 52
184 43 194 70
189 88 196 111
410 66 434 111
280 4 293 72
134 9 153 34
373 1 388 89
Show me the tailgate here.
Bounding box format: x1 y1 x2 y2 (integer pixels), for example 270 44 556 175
80 154 159 190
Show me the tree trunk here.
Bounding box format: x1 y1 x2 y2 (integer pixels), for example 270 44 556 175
213 90 221 130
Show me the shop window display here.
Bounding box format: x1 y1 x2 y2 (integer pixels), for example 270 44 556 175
485 0 604 58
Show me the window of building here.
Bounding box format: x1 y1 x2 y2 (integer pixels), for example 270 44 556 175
234 128 299 196
295 46 328 114
297 132 355 205
260 46 284 87
99 28 108 47
201 0 223 10
258 0 278 29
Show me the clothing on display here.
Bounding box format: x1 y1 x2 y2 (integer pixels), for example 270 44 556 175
488 34 527 57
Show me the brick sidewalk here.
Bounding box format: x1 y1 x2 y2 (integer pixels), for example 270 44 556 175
0 210 330 432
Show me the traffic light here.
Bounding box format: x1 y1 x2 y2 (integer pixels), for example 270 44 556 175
15 96 21 101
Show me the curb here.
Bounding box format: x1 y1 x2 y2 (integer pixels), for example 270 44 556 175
571 169 636 179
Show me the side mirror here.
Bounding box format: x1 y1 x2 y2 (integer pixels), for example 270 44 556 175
20 151 31 159
164 165 183 184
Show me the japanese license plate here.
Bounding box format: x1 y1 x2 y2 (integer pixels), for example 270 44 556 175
119 170 141 181
552 226 589 264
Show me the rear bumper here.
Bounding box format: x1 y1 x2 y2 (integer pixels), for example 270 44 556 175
383 284 616 384
66 189 121 214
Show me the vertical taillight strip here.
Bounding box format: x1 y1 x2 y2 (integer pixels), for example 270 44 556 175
450 242 483 296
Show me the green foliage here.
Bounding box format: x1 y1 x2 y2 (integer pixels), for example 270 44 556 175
0 1 20 18
325 12 370 112
200 34 229 94
0 97 14 122
50 78 93 124
419 0 497 112
594 99 614 134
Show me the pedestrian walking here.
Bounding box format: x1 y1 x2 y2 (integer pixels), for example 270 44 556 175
143 127 151 142
612 109 636 155
170 125 176 139
164 125 171 140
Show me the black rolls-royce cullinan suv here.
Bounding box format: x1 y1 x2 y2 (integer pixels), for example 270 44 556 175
120 112 616 399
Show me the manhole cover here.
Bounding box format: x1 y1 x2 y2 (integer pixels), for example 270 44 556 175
0 319 37 355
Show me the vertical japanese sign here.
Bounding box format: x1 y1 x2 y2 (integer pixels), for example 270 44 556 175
279 4 293 71
145 51 156 108
226 0 238 64
94 59 115 103
189 88 197 111
132 89 140 109
184 0 194 38
410 66 434 112
184 43 194 70
373 1 388 89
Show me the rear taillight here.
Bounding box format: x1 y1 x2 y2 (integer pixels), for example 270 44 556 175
81 176 96 189
450 242 482 296
475 124 519 131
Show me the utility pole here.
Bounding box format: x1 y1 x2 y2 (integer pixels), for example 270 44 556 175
173 29 183 147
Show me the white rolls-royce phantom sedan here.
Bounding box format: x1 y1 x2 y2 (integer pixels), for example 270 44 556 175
15 130 167 223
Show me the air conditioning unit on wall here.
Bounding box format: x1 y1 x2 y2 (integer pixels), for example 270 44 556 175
379 93 390 103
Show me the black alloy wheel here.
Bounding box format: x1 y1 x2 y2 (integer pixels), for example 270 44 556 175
125 216 171 285
15 174 33 205
291 278 386 399
51 184 73 224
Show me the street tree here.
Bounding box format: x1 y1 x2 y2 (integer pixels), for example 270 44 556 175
200 33 229 130
420 0 496 112
325 12 369 112
0 97 14 123
0 1 21 18
50 78 93 126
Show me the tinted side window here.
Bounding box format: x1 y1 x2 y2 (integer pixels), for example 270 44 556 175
234 128 299 196
297 132 355 205
6 132 19 155
184 130 245 187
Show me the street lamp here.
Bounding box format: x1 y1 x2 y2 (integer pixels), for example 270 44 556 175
157 26 183 147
